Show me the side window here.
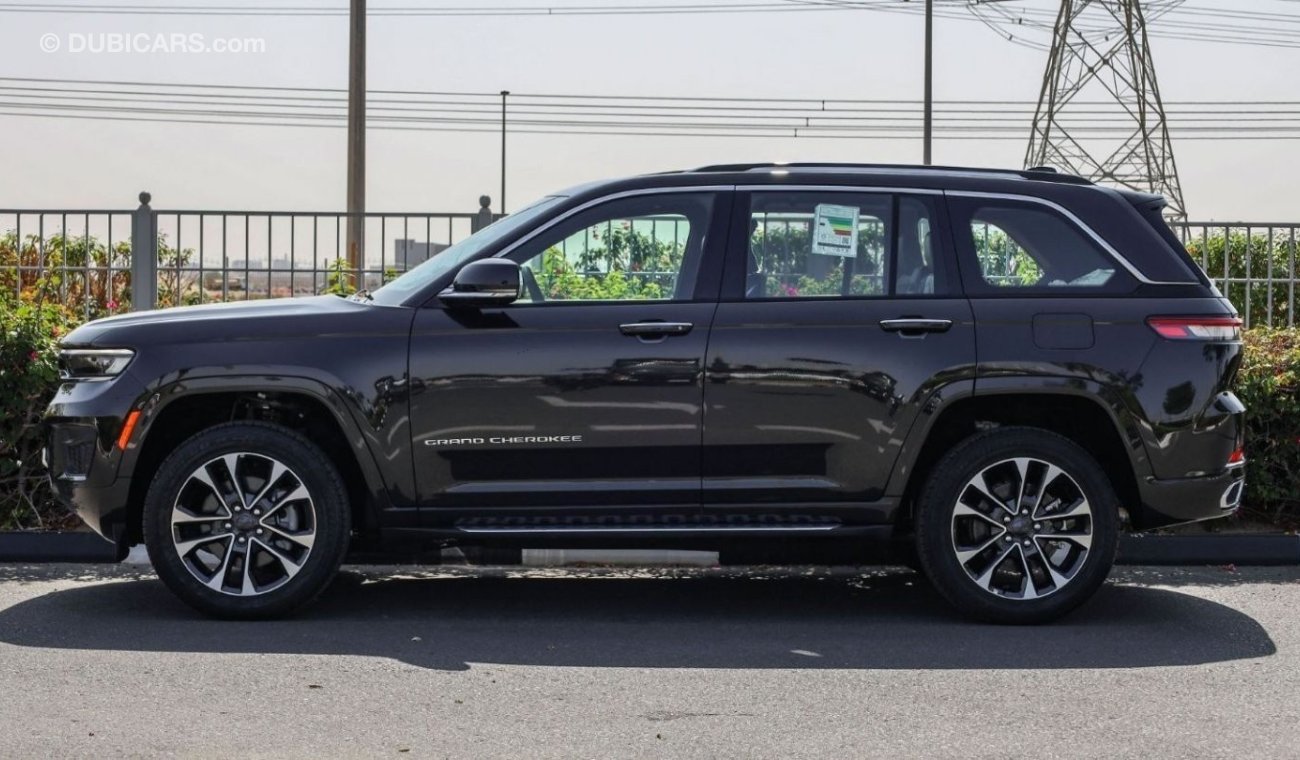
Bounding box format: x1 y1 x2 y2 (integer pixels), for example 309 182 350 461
511 193 712 304
743 193 944 299
963 202 1122 291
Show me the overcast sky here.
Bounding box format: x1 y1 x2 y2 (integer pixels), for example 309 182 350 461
1 1 1297 221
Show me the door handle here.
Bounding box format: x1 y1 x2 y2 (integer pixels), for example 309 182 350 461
619 321 694 337
879 318 953 334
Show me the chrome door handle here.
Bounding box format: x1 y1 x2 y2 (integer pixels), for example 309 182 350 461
619 321 694 337
879 318 953 334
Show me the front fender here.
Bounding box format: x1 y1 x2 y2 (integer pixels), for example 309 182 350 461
122 369 413 514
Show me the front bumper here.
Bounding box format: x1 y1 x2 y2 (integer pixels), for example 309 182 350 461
44 373 147 548
1136 464 1245 528
45 420 134 546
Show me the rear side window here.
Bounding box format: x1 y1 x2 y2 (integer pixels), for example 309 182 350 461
955 199 1130 294
739 192 948 299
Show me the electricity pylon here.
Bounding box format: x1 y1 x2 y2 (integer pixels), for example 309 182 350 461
1026 0 1187 219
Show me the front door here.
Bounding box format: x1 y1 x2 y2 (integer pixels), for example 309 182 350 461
702 188 976 521
408 190 729 518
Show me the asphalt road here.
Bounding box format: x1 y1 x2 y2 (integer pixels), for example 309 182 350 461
0 563 1297 759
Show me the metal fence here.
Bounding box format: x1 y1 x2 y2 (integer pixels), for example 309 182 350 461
1 192 497 320
3 194 1299 329
1175 222 1299 329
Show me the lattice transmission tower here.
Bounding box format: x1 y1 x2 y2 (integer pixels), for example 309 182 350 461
1025 0 1187 219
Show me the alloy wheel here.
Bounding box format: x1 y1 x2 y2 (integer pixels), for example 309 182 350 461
170 452 317 597
949 457 1093 600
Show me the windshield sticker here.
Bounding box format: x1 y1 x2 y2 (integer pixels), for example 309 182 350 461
811 203 860 258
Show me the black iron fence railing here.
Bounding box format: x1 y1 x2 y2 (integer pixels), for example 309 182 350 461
1 192 497 320
3 193 1298 329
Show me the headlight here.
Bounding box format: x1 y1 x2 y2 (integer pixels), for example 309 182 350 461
58 348 135 380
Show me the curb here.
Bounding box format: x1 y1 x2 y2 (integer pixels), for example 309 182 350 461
1118 534 1300 566
0 531 121 563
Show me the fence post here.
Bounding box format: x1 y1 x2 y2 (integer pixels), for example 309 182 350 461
130 191 158 311
471 195 494 233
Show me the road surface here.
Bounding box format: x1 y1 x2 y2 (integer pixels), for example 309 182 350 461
0 563 1296 758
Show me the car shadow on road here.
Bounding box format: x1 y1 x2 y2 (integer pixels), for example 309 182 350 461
0 565 1279 671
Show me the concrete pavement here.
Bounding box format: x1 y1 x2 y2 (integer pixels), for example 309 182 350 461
0 563 1296 758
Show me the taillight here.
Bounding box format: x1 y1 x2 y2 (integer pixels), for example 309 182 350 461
1147 316 1242 340
1228 446 1245 465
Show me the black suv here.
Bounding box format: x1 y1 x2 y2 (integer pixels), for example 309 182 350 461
46 163 1245 623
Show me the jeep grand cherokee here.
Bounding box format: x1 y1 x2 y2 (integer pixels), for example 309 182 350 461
46 163 1246 623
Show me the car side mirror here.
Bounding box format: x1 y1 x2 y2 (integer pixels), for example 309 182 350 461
439 259 521 307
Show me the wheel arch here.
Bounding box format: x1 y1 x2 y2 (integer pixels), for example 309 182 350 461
120 377 389 547
891 383 1148 532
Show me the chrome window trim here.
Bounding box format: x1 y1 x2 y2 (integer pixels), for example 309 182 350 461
946 189 1195 286
487 183 1194 288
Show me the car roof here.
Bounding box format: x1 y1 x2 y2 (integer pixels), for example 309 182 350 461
553 162 1112 205
684 162 1093 186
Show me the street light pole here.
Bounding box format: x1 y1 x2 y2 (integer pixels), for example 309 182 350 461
346 0 366 286
923 0 933 165
500 90 509 214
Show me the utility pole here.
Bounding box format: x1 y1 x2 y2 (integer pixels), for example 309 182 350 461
346 0 366 286
923 0 933 165
500 90 509 214
1027 0 1186 219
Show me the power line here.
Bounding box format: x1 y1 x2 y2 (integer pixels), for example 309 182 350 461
0 0 964 16
7 76 1300 108
9 90 1300 123
7 107 1300 140
6 88 1300 139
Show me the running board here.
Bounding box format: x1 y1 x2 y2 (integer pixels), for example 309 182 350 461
454 516 843 535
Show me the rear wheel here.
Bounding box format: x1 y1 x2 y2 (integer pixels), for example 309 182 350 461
143 422 350 618
915 427 1118 624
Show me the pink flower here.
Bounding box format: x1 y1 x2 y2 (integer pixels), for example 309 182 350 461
106 299 118 311
28 350 38 362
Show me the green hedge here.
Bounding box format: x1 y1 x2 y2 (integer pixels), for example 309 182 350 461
1236 329 1300 524
0 290 78 529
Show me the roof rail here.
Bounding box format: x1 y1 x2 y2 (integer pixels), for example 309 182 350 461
687 162 1093 186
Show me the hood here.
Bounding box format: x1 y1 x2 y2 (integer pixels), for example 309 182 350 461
63 295 379 348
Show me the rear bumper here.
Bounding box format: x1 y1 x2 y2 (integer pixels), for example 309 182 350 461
1136 464 1245 528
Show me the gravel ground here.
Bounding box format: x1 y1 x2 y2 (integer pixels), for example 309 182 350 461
0 563 1297 759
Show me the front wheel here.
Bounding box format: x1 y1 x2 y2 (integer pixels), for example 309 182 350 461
915 427 1119 624
143 422 351 619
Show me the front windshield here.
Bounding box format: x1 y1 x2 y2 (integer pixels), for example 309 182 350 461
370 195 565 305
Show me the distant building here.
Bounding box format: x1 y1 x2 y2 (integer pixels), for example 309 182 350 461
393 239 449 271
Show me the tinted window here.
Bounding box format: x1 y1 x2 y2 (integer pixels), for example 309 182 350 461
964 202 1120 291
742 193 942 299
371 195 564 305
510 193 713 304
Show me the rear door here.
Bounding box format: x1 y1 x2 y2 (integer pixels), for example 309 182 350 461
701 187 975 521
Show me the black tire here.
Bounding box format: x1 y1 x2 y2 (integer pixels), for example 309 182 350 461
143 422 351 619
915 427 1119 624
